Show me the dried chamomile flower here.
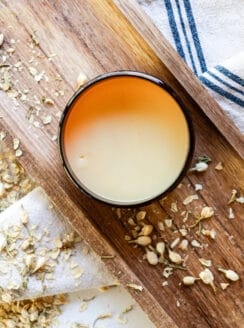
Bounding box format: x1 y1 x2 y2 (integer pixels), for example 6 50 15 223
163 267 173 278
15 149 23 157
201 206 214 219
179 239 188 251
202 228 216 240
168 249 182 264
165 219 172 228
146 250 158 265
129 236 151 246
228 189 237 204
199 268 216 292
218 268 239 281
136 211 146 221
13 138 20 150
191 239 201 248
140 224 153 236
190 162 208 173
156 242 165 255
236 196 244 204
183 276 198 286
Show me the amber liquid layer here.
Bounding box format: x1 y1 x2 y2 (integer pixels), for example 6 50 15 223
63 76 190 204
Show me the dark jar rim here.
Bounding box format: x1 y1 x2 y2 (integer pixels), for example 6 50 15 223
58 70 195 207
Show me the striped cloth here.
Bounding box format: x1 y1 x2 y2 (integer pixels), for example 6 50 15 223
139 0 244 133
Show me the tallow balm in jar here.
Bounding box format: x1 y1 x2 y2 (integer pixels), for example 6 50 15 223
59 72 194 206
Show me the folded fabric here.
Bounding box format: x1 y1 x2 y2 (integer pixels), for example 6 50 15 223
139 0 244 133
0 187 114 302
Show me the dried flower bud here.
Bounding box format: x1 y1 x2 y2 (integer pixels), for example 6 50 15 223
179 239 188 251
191 239 201 248
183 276 197 286
170 237 180 249
236 196 244 204
199 268 216 291
140 224 153 236
136 211 146 221
76 72 88 89
218 268 239 281
195 162 208 172
132 236 151 246
146 250 158 265
165 219 172 228
201 206 214 219
168 249 182 264
21 239 30 251
156 242 165 255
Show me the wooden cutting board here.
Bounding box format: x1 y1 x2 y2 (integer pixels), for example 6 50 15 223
0 1 243 327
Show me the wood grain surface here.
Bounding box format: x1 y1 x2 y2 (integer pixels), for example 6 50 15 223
0 1 243 327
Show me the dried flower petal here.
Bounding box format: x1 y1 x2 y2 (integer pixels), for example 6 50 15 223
215 162 223 170
199 258 212 267
126 283 143 291
183 194 198 205
220 282 229 290
76 72 88 89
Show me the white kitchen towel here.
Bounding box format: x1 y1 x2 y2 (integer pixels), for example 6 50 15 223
138 0 244 132
0 187 114 302
0 187 155 327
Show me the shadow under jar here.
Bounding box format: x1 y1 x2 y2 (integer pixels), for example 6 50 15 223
59 71 194 206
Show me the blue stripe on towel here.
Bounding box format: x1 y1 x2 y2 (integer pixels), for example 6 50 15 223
200 76 244 107
175 0 197 75
207 72 244 96
183 0 207 73
164 0 186 61
216 65 244 87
